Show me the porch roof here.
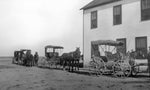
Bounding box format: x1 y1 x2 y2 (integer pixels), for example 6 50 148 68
91 40 123 46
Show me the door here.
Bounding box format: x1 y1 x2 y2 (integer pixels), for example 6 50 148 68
91 43 100 57
117 38 126 55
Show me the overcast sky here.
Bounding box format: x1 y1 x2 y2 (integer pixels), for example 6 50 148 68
0 0 92 56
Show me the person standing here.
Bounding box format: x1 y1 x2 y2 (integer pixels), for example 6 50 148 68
147 46 150 77
34 52 39 66
30 53 34 67
26 50 33 67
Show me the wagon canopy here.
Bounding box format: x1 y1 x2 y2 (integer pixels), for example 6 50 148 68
91 40 123 46
20 49 31 51
45 45 64 49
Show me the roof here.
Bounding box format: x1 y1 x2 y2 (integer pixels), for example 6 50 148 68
20 49 31 51
81 0 121 10
14 51 21 53
91 40 123 46
45 45 64 49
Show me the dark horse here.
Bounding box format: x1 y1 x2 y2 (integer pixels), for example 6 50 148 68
23 51 34 67
60 47 81 72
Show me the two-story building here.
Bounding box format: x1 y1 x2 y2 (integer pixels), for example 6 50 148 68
81 0 150 66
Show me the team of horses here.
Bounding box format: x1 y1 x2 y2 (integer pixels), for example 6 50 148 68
60 47 81 71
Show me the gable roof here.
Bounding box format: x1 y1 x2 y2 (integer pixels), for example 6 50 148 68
81 0 121 10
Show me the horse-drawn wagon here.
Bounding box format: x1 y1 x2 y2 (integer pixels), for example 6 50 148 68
38 45 63 68
38 45 82 71
12 49 33 66
89 40 131 77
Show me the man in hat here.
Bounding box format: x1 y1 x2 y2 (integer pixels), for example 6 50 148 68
34 52 39 66
147 46 150 77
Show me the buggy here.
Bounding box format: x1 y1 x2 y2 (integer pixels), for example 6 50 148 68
89 40 131 77
39 45 63 68
12 49 32 66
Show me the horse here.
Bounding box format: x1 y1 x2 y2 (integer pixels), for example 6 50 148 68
60 47 81 71
22 51 34 67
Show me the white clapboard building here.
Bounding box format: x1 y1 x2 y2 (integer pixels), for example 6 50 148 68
81 0 150 66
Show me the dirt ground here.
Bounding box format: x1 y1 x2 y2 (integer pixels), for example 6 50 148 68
0 57 150 90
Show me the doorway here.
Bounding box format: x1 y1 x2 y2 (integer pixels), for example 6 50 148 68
116 38 126 55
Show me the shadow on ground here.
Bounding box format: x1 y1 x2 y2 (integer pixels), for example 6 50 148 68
0 65 16 69
37 66 63 71
122 80 150 84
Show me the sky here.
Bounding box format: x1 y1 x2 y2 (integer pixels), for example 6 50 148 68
0 0 92 56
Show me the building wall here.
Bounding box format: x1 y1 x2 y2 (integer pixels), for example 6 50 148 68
83 0 150 66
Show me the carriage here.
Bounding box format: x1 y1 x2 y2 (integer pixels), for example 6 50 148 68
38 45 64 68
12 49 32 66
89 40 131 77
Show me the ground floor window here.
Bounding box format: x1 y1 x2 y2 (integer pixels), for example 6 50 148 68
135 36 147 59
116 38 126 55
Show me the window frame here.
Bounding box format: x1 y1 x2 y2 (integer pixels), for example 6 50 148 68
135 36 147 59
91 11 98 29
113 5 122 25
141 0 150 21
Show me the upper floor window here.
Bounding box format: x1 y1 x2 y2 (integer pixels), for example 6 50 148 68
141 0 150 21
113 5 122 25
91 11 97 29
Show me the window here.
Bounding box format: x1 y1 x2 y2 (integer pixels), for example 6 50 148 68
135 37 147 59
113 5 122 25
141 0 150 21
91 11 97 29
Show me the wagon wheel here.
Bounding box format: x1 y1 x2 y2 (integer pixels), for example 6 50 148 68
46 59 52 68
131 70 138 76
113 60 132 78
113 62 125 78
53 58 59 68
18 58 22 65
131 66 138 76
39 57 47 67
96 59 105 76
122 63 131 77
88 61 97 75
96 67 104 76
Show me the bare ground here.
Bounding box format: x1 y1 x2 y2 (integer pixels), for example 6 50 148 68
0 58 150 90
